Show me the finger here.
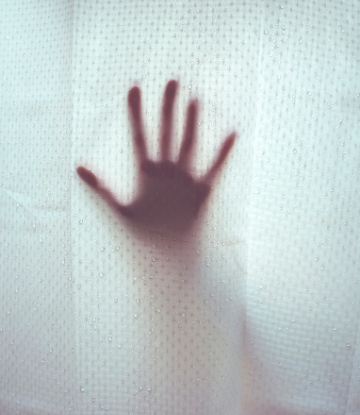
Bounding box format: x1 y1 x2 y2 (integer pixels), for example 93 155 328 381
160 80 178 160
77 166 99 189
77 166 133 218
128 86 147 162
178 100 198 168
203 132 236 183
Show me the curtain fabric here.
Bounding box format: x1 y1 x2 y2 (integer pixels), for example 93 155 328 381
1 1 359 414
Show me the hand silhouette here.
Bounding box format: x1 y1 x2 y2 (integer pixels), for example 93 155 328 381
77 80 235 236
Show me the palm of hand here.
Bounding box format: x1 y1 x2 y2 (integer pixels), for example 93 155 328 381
77 80 235 236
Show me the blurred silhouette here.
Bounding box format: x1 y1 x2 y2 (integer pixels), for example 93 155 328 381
77 80 236 236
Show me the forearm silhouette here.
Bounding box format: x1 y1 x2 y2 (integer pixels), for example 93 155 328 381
77 80 235 236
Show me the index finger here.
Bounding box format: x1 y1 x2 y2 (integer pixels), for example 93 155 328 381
128 86 148 162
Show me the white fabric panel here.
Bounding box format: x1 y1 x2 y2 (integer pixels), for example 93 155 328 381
0 1 76 414
0 1 359 415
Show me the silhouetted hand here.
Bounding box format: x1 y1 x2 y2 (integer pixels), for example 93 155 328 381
77 80 235 236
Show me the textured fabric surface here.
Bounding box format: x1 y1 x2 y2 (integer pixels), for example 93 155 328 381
0 1 359 414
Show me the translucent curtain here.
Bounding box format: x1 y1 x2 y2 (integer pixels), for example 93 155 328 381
1 1 359 414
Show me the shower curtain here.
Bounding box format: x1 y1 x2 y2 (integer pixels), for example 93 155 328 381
1 1 359 414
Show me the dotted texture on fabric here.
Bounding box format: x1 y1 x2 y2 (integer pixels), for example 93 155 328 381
0 1 359 415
